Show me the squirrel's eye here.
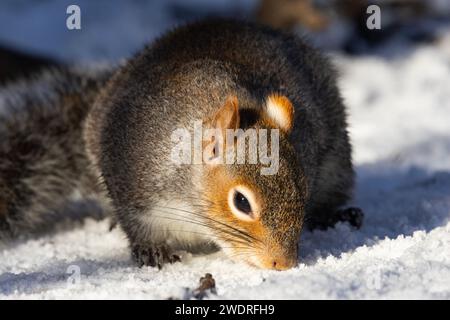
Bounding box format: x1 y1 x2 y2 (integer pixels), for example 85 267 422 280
233 191 252 215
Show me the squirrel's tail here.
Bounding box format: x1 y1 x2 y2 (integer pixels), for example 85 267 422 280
0 45 60 85
0 66 113 240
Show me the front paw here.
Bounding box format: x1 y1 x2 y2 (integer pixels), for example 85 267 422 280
131 244 181 269
336 207 364 229
306 207 364 231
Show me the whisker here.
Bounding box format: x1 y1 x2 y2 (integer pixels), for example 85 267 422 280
139 227 250 250
154 203 261 245
154 209 255 243
153 205 255 244
180 196 265 245
149 211 253 247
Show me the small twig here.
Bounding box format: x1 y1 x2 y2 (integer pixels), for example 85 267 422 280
192 273 217 300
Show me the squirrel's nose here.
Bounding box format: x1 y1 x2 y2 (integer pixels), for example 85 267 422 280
270 257 297 271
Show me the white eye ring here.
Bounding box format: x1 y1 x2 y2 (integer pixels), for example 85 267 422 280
227 185 259 222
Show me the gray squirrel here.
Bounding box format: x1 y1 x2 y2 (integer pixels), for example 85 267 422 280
0 19 362 270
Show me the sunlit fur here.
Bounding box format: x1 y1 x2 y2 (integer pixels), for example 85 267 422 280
0 19 353 271
85 19 353 269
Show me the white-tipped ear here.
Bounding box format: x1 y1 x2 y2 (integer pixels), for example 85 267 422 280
265 94 294 133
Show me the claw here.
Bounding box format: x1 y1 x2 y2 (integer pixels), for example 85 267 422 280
131 244 181 269
336 207 364 229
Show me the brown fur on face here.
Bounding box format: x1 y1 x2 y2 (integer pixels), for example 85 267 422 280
202 165 300 270
200 95 304 270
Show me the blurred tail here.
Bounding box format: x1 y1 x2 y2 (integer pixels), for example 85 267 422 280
0 66 113 240
0 45 60 85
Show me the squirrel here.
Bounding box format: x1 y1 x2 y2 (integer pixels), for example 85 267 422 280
0 19 363 270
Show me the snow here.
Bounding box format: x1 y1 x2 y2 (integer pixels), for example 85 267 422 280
0 1 449 299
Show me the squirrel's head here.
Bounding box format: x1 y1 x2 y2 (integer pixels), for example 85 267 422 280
199 94 307 270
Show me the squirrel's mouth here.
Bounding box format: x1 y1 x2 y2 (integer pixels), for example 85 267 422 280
218 241 298 270
237 254 297 270
249 254 298 270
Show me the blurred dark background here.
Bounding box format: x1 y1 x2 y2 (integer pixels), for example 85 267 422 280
0 0 449 84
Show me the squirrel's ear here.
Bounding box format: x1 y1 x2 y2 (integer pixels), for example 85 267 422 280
264 94 294 133
202 96 240 164
212 95 240 130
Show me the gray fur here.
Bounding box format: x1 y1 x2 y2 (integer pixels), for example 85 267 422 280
0 19 357 268
0 66 114 239
85 19 355 267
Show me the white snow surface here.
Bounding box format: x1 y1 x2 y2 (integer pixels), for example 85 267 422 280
0 1 449 299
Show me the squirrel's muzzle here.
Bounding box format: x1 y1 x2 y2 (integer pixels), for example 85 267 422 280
254 245 298 270
264 255 297 271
